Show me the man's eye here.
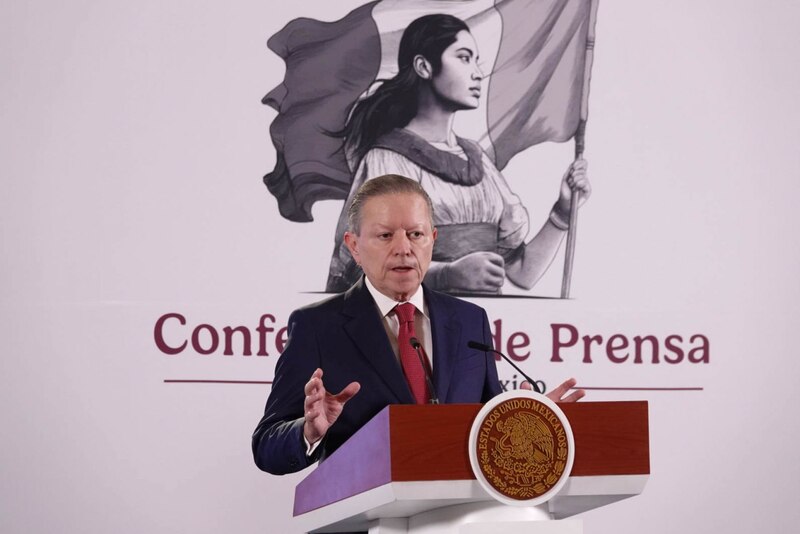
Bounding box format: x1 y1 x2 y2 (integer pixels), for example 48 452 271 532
409 231 423 239
379 233 391 239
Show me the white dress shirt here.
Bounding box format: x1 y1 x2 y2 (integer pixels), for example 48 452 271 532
363 277 434 368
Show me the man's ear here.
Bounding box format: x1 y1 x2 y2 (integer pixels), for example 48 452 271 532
344 231 359 264
413 55 433 80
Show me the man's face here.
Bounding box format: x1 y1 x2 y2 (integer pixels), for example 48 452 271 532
344 192 437 302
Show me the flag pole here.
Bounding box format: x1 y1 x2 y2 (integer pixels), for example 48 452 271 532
561 0 600 299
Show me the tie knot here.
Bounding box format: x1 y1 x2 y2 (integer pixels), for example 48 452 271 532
395 302 416 324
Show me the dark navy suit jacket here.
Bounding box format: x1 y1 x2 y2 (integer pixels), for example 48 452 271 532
252 278 502 475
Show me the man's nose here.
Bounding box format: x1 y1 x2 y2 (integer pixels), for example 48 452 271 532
391 233 412 255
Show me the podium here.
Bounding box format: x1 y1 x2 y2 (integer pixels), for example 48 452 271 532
293 401 649 533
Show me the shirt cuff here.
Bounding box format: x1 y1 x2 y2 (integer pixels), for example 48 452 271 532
304 434 322 457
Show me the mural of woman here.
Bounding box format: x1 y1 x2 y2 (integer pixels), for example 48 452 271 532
326 13 591 295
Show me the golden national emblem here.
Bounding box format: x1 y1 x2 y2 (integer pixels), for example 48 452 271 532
469 392 575 505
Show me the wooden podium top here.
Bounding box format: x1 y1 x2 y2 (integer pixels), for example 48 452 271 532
294 401 649 518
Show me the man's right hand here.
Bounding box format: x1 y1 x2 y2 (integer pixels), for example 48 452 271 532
303 368 361 445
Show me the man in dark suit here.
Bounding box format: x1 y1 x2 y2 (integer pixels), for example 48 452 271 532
252 174 582 475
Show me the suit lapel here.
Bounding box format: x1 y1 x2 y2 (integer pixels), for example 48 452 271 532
426 287 461 403
342 279 414 404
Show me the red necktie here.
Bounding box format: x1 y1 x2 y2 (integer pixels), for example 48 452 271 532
395 302 430 404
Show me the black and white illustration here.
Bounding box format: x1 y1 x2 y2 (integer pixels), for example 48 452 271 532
262 0 599 296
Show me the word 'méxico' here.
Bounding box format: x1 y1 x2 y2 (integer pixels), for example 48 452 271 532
153 313 710 365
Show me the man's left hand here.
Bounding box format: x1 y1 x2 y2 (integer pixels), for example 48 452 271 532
545 377 585 403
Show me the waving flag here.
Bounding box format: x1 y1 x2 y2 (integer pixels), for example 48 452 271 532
262 0 598 222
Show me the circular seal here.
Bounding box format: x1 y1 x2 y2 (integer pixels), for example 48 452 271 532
468 391 575 506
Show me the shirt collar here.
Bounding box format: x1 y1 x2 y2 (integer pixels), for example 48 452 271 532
364 276 428 318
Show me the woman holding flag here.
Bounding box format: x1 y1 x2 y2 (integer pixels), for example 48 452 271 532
326 13 591 295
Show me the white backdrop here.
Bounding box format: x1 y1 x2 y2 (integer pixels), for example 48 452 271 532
2 1 799 533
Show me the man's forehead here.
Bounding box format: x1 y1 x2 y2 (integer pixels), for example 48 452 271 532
369 220 428 231
364 191 422 204
362 192 430 217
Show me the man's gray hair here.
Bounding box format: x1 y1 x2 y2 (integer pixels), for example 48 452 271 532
347 174 435 234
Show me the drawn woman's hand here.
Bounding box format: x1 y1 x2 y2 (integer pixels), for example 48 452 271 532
442 251 505 293
556 158 591 215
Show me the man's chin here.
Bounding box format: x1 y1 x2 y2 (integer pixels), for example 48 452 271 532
384 276 421 299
